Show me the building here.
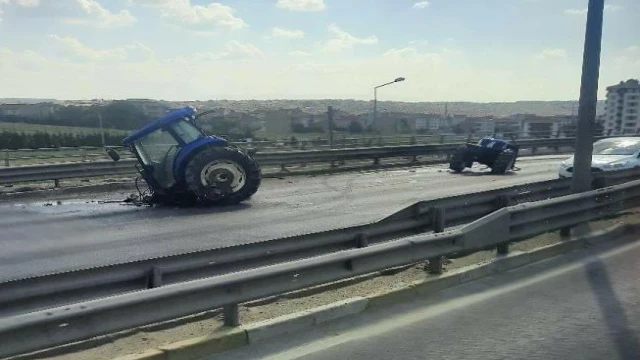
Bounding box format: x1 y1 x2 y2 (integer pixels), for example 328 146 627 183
461 117 496 136
604 79 640 136
503 114 579 138
494 118 522 136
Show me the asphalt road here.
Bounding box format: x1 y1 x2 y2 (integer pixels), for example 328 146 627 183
0 156 565 281
209 234 640 360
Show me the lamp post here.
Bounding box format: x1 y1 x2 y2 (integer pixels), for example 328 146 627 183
92 99 106 148
562 0 605 238
372 77 405 132
572 0 605 194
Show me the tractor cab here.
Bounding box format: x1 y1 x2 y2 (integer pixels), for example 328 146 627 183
121 107 223 190
110 106 261 206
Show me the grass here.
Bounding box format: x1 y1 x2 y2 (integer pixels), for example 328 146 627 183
0 122 129 135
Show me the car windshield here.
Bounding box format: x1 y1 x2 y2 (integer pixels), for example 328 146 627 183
592 140 640 156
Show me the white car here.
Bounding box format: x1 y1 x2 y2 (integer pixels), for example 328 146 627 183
559 137 640 178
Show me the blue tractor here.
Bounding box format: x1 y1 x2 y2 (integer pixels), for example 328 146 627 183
107 106 261 206
448 137 520 174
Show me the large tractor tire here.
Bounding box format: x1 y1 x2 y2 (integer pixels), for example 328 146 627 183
184 145 261 205
449 147 468 173
490 149 517 175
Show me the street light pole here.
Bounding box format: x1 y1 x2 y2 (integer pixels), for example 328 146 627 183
98 110 105 148
372 77 405 132
373 87 377 133
572 0 605 194
93 99 106 148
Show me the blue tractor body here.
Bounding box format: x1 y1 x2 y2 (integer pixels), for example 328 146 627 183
123 107 203 144
449 137 519 174
118 106 261 205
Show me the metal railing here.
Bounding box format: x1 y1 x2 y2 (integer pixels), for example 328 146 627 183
1 168 638 318
0 168 638 358
1 176 638 358
0 137 594 187
0 131 594 167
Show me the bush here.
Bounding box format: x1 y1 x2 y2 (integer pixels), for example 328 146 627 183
0 130 125 149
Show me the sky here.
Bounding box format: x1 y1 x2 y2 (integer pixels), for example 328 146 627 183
0 0 638 102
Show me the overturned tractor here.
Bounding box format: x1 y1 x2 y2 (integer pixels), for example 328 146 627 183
107 106 261 206
449 137 520 174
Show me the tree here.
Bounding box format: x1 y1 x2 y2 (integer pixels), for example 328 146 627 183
101 101 149 129
348 120 364 134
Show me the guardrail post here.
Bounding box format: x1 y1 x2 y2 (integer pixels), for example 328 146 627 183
223 304 240 327
3 150 9 167
54 179 60 188
148 267 163 288
496 195 511 255
428 207 446 274
356 233 369 248
373 157 380 165
592 176 607 189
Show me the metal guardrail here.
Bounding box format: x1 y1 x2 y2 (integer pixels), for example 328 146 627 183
0 177 570 317
0 137 589 186
1 174 639 358
0 131 587 166
2 167 639 319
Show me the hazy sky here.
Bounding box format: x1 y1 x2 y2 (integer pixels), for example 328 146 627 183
0 0 638 101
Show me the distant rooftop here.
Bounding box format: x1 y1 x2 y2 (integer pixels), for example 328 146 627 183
606 79 640 91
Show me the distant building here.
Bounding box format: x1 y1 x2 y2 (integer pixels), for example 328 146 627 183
422 115 452 132
494 118 522 136
333 114 364 130
504 114 578 138
604 79 640 135
414 118 428 131
463 117 496 135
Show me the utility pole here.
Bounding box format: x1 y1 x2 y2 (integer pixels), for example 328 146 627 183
98 110 105 148
328 106 335 149
93 99 106 147
572 0 605 194
373 88 377 133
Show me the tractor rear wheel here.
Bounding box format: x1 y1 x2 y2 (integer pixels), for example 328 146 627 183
184 146 261 205
449 146 468 173
491 149 516 174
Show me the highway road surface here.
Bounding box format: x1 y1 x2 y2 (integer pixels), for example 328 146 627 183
0 156 565 281
208 234 640 360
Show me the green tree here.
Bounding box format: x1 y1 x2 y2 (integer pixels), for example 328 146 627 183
101 101 150 130
348 121 364 134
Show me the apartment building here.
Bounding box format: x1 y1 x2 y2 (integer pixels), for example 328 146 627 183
604 79 640 136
